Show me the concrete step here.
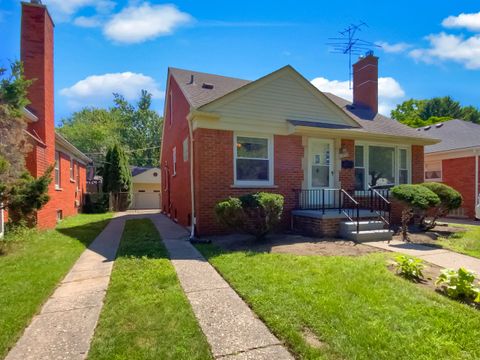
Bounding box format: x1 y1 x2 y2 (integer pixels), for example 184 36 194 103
343 229 393 243
340 220 385 234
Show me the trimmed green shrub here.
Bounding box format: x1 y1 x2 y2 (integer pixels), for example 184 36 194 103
215 197 244 230
215 192 284 239
394 255 425 281
392 184 440 241
436 268 480 304
420 182 463 230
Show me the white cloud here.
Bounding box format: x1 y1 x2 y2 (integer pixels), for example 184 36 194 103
409 32 480 69
442 12 480 32
60 72 164 109
376 41 412 53
73 16 102 28
43 0 115 21
103 3 193 44
310 76 405 115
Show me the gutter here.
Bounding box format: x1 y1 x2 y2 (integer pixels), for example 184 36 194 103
187 113 196 240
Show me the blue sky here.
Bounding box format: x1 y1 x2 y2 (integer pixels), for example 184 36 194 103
2 0 480 123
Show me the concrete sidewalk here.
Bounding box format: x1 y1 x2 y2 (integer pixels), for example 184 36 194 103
365 240 480 274
6 215 126 360
150 215 293 360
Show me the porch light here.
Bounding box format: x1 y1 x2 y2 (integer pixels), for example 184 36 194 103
339 145 349 159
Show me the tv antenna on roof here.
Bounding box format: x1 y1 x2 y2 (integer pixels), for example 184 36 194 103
327 22 381 89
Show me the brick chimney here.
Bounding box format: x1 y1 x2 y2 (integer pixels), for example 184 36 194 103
353 51 378 114
21 0 55 176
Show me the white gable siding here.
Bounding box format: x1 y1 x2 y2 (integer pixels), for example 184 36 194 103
201 71 356 127
133 168 161 184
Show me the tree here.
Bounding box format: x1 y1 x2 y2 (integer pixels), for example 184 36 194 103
57 108 121 163
391 96 480 128
0 61 52 227
391 184 440 241
102 143 132 211
112 90 163 167
420 96 462 120
419 182 462 230
57 90 163 167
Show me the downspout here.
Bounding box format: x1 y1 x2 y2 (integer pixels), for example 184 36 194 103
476 149 479 214
187 114 196 240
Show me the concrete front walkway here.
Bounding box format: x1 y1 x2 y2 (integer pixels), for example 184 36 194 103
150 215 293 360
6 214 126 360
365 240 480 274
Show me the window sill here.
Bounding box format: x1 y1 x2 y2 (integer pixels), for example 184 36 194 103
230 184 278 189
70 179 75 183
55 187 63 191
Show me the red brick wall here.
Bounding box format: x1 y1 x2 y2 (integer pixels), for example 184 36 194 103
160 75 192 225
353 54 378 113
442 156 479 219
412 145 424 184
21 3 57 229
193 128 304 235
340 139 355 192
293 216 340 238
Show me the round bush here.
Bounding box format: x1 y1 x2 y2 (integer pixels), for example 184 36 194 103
421 182 462 211
391 184 440 210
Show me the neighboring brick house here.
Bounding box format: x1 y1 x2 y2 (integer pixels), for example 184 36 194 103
422 120 480 220
0 1 91 234
161 53 439 237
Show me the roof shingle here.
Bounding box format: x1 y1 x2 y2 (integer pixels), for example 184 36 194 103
422 119 480 153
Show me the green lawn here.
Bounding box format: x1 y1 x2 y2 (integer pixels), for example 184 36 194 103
88 218 211 360
197 245 480 360
437 223 480 259
0 213 112 358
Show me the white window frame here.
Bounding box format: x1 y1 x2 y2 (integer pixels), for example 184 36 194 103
233 133 274 186
354 144 366 191
55 152 61 189
425 160 443 182
76 163 80 191
172 147 177 176
70 158 75 181
354 142 411 191
183 137 189 162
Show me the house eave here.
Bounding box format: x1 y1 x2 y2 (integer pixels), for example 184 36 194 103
55 132 91 164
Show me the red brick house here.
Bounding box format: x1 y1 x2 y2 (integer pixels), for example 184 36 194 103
0 1 90 235
160 53 439 239
422 120 480 220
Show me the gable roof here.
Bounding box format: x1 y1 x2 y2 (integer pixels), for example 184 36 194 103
169 67 250 108
422 119 480 153
130 166 160 177
168 66 439 143
323 92 438 141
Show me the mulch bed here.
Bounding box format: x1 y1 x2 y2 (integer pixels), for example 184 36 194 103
206 232 382 257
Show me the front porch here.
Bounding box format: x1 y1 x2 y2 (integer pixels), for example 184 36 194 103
291 188 394 241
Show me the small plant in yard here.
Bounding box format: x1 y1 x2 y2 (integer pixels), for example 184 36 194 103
420 182 462 230
394 255 425 281
391 184 440 241
215 192 284 240
435 268 480 304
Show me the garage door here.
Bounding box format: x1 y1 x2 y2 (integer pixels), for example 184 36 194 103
131 192 161 210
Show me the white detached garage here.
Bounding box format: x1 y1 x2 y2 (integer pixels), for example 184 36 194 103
130 166 161 210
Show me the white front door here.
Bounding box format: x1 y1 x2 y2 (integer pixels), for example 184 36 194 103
308 139 334 203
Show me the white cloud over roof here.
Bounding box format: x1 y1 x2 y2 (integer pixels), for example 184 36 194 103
60 72 164 109
310 76 405 115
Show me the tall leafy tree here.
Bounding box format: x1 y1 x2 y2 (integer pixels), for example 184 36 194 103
391 96 480 127
57 90 163 167
0 61 52 227
113 90 163 167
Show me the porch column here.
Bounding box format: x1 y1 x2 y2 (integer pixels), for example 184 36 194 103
339 139 355 192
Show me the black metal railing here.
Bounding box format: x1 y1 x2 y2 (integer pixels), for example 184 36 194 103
293 188 360 233
354 188 391 228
